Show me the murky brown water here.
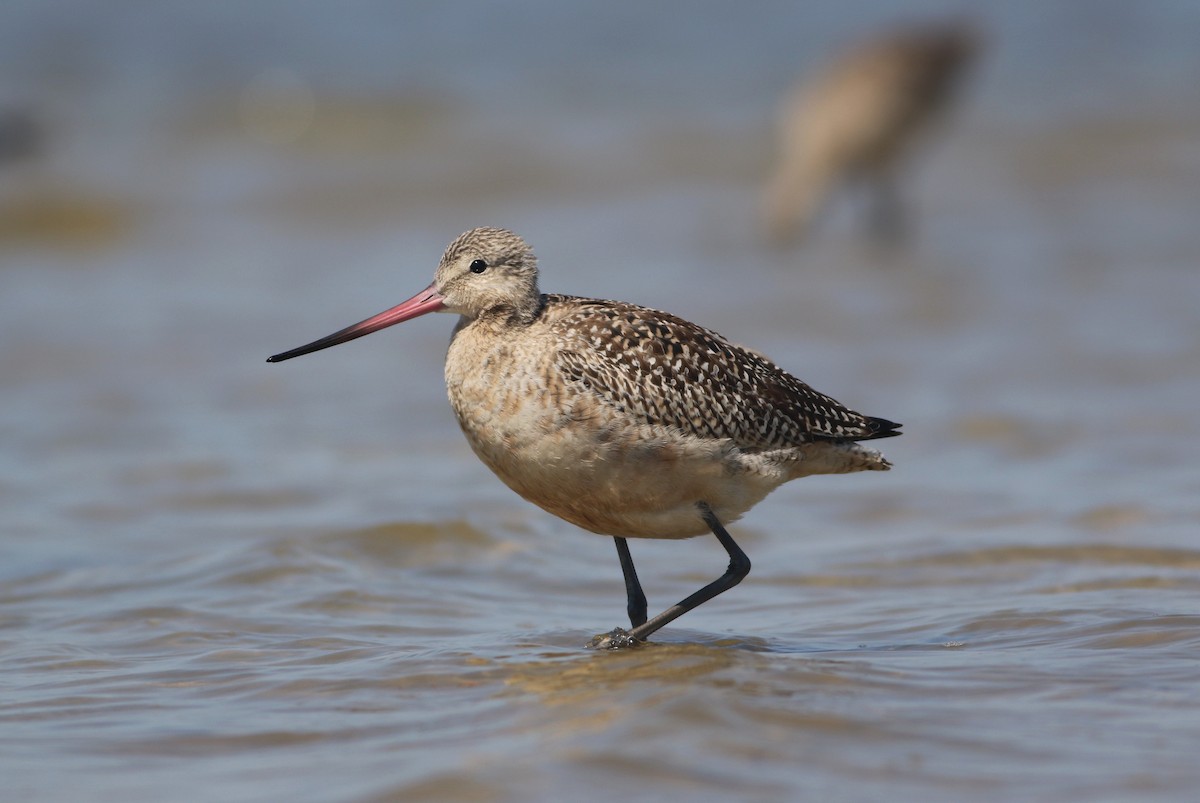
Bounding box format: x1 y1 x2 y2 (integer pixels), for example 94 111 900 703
3 3 1200 801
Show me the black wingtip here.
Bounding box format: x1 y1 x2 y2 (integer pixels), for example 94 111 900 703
865 417 903 439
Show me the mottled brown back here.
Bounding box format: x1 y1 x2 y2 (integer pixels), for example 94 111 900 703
550 295 898 451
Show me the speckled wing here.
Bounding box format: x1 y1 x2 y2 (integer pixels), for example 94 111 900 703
550 295 898 450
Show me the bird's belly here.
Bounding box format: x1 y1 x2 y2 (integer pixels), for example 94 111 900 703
450 392 785 539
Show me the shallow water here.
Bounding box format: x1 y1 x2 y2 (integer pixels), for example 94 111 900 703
3 2 1200 801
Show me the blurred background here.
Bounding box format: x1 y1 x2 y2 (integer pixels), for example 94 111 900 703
3 2 1200 801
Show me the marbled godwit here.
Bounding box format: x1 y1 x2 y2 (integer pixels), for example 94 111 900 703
763 21 979 245
268 227 900 647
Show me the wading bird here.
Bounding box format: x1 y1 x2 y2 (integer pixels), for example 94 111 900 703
763 21 979 245
269 228 900 647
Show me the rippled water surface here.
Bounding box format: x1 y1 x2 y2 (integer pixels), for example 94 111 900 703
3 2 1200 801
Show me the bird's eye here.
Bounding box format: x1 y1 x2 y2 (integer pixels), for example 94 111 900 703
469 259 488 274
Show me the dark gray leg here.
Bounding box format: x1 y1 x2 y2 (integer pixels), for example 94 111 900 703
625 502 750 642
589 502 751 648
613 537 648 628
866 170 906 244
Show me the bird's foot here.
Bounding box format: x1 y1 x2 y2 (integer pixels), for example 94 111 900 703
586 627 645 650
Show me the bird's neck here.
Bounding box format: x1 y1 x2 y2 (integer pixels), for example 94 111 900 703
467 293 547 330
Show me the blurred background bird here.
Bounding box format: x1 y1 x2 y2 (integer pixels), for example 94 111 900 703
762 20 980 247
